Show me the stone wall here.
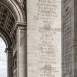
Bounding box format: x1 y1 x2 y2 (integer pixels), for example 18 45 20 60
27 0 61 77
62 0 74 77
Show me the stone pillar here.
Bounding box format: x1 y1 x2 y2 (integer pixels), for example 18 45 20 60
5 48 13 77
17 25 27 77
62 0 76 77
27 0 61 77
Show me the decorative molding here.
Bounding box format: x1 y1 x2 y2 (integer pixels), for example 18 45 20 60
5 48 13 53
0 0 26 48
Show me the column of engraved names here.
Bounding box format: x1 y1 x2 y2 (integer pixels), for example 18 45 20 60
63 0 73 77
38 28 59 77
37 0 60 77
37 0 57 24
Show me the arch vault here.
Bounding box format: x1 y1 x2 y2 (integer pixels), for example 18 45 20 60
0 0 26 77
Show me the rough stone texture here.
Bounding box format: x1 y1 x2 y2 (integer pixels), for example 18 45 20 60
74 0 77 77
62 0 74 77
27 0 61 77
61 0 77 77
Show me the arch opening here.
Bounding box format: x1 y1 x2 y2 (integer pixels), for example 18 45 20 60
0 37 7 77
0 0 26 77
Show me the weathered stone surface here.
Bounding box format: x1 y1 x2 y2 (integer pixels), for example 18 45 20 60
2 0 77 77
17 26 26 77
62 0 74 77
27 0 61 77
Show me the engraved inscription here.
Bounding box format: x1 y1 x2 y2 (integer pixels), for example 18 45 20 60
27 0 61 77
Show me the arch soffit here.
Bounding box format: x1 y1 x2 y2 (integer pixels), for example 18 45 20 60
0 0 25 24
0 0 25 48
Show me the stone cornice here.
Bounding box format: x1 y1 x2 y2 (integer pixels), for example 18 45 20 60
14 22 27 32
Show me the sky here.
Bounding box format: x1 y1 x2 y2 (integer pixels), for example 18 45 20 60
0 37 7 77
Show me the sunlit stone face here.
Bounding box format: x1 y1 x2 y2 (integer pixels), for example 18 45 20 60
27 0 61 77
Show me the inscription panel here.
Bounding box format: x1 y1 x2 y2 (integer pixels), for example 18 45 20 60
27 0 61 77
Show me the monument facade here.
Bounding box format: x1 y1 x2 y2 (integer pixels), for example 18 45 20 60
0 0 26 77
0 0 76 77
